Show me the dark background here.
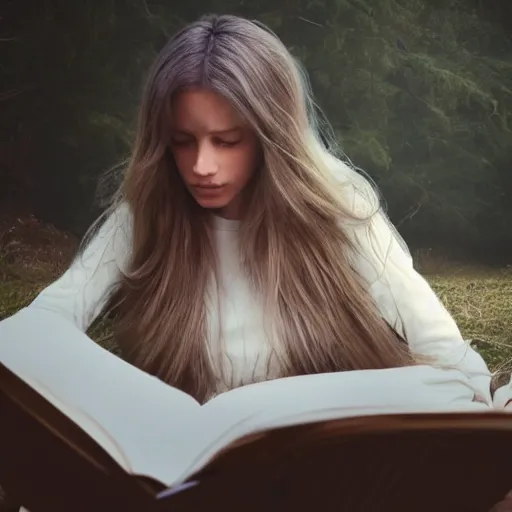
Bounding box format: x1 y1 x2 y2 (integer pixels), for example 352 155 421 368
2 0 511 264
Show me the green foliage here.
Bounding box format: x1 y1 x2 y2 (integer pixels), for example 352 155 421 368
2 0 512 261
1 0 183 230
280 0 512 258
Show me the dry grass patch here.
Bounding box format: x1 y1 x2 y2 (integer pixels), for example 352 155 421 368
0 213 78 318
428 269 512 374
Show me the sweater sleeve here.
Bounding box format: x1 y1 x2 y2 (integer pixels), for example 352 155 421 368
344 188 494 404
2 203 132 333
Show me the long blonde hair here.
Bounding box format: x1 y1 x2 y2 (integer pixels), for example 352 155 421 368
95 14 418 402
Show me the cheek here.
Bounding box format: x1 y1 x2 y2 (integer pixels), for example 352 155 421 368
229 145 259 185
172 152 191 175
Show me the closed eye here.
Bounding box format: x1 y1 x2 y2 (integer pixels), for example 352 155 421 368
170 138 195 148
213 138 241 148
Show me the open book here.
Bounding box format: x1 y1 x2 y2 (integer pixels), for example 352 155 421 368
1 307 512 512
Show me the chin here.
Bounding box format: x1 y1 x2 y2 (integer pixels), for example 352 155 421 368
194 197 231 210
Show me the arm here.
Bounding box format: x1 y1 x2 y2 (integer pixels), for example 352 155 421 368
1 203 132 333
345 190 493 404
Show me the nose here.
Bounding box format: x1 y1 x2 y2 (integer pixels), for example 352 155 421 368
193 142 219 177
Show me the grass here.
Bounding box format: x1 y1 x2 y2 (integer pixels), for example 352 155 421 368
415 251 512 376
0 213 78 318
1 213 512 377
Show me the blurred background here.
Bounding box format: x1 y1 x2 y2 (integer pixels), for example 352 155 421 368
1 0 511 371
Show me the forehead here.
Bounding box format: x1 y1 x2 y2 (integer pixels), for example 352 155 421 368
170 88 245 132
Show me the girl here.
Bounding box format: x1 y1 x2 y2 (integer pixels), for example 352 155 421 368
0 14 497 404
4 13 512 512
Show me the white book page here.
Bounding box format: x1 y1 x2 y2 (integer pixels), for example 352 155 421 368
0 308 495 489
0 307 204 484
165 365 492 486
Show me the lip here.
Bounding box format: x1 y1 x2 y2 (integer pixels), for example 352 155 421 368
193 184 224 190
192 184 225 197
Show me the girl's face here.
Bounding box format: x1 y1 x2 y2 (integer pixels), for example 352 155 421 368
169 88 260 220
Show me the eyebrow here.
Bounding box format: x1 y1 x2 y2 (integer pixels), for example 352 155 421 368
171 127 243 136
210 127 243 135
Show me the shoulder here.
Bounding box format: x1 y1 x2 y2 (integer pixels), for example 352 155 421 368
77 201 133 272
328 162 413 277
108 201 133 253
326 158 381 221
98 201 133 239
